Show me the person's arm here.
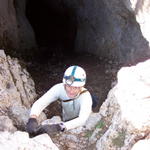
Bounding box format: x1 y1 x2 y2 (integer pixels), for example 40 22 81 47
30 84 61 118
26 84 61 135
64 92 92 130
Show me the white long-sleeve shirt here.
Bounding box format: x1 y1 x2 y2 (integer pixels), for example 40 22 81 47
30 83 92 130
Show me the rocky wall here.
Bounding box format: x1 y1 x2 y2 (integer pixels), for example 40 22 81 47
0 0 37 57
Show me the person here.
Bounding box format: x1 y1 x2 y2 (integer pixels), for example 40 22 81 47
26 65 92 136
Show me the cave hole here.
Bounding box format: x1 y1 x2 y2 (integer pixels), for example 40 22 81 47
25 0 117 115
26 0 77 62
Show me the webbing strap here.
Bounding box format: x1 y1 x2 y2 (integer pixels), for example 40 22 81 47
71 66 77 76
62 90 88 102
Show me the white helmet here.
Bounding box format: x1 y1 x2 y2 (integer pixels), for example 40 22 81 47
63 65 86 87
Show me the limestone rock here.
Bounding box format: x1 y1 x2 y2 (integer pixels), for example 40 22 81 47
9 105 47 129
131 139 150 150
0 0 37 55
0 116 17 132
0 49 38 129
0 50 21 109
0 50 36 109
116 59 150 132
64 0 150 64
7 55 37 107
0 0 150 64
0 131 59 150
96 59 150 150
128 0 150 46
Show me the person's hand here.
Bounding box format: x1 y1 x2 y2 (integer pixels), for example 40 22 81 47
36 123 66 136
26 118 38 134
51 123 66 132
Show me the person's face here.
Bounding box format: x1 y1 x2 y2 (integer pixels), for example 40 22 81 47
65 84 82 98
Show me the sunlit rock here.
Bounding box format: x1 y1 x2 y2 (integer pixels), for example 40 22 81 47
96 59 150 150
0 116 16 132
0 49 38 129
0 131 59 150
131 139 150 150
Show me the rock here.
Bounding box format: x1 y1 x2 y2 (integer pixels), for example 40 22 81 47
41 116 62 125
0 116 17 132
0 50 21 109
131 139 150 150
84 112 102 130
7 55 37 108
0 50 37 109
0 49 38 129
0 131 59 150
96 59 150 150
65 0 150 64
116 59 150 132
0 0 37 56
128 0 150 46
1 0 150 64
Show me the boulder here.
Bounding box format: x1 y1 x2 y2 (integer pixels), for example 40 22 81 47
0 49 39 129
96 59 150 150
0 131 59 150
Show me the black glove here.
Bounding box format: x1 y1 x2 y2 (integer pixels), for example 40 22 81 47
36 123 66 136
26 118 38 135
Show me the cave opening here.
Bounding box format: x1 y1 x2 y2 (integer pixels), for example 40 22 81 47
26 0 77 62
25 0 118 115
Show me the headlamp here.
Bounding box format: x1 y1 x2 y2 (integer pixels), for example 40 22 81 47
65 76 75 85
64 75 85 86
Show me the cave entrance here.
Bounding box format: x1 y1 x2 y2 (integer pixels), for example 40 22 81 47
25 0 118 115
26 0 77 61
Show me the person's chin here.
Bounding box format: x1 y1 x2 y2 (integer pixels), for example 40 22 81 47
68 94 75 99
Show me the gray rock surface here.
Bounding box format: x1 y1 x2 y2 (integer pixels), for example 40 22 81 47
0 0 37 55
63 0 150 64
0 116 17 132
0 50 36 109
96 59 150 150
0 49 38 129
131 139 150 150
0 0 150 64
0 53 150 149
0 131 59 150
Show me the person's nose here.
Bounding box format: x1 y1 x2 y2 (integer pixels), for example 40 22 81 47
69 86 76 92
69 87 74 92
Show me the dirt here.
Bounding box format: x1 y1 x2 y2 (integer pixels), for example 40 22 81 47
26 52 120 116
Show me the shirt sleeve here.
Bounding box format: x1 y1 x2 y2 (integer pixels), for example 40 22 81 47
30 84 61 117
63 92 92 130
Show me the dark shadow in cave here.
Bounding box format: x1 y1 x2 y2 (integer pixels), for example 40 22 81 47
26 0 77 63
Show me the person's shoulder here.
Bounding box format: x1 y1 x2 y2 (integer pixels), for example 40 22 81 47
52 83 63 87
80 87 91 97
82 87 89 93
47 83 64 94
51 83 64 90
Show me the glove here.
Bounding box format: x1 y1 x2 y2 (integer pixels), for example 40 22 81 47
36 123 66 136
26 118 38 135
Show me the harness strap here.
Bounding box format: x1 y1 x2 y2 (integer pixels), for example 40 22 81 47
62 90 88 102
